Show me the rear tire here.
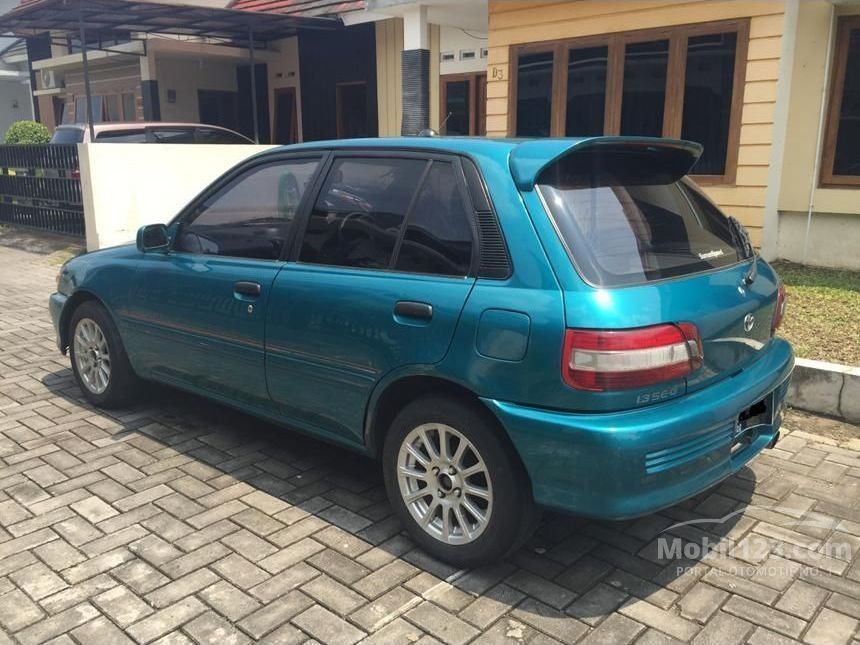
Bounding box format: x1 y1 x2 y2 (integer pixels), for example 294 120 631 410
69 300 139 408
382 395 536 567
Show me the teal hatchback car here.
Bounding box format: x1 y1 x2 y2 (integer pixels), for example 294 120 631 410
50 136 793 566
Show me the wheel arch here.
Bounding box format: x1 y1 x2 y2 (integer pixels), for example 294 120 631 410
58 290 106 352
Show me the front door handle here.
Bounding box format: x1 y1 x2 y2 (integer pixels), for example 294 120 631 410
394 301 433 321
234 281 261 297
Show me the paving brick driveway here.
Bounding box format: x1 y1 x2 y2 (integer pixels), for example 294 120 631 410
0 234 858 645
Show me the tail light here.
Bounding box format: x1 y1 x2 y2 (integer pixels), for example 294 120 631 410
771 282 786 333
562 323 704 392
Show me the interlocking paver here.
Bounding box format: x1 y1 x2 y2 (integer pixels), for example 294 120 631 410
0 235 858 645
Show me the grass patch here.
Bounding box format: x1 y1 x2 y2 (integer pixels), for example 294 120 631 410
771 260 860 366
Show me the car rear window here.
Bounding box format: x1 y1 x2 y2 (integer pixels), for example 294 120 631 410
50 128 84 144
537 149 745 287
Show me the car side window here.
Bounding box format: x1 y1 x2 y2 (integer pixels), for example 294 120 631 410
95 130 147 143
174 158 320 260
298 157 427 270
149 128 196 143
394 161 473 276
195 128 249 144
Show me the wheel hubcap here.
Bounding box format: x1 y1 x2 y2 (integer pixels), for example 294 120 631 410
397 423 493 545
73 318 111 395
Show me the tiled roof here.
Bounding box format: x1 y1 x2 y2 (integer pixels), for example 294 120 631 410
228 0 365 18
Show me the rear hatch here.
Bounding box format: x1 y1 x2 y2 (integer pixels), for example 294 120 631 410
532 140 782 396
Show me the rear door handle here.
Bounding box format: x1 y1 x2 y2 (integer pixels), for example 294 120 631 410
234 281 261 297
394 301 433 321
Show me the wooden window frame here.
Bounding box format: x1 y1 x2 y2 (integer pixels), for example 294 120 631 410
820 15 860 188
507 19 749 185
440 72 488 136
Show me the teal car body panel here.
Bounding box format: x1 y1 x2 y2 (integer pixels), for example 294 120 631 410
49 135 794 519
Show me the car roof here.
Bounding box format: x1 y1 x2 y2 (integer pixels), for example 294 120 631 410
265 136 704 190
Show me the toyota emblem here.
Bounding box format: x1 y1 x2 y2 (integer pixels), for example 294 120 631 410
743 313 755 333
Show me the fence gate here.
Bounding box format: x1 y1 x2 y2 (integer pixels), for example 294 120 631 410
0 145 85 237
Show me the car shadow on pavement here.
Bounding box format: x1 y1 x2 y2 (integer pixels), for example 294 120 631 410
41 364 756 625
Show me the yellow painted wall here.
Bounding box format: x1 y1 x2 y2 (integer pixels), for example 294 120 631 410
376 18 403 137
779 1 860 216
486 0 788 246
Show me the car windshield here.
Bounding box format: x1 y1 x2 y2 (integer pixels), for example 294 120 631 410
537 152 746 287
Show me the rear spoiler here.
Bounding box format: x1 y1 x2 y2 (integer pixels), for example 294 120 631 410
509 137 703 191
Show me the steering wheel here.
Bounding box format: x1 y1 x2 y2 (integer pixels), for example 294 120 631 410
338 211 375 243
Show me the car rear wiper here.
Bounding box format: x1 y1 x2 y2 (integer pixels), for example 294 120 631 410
727 216 757 285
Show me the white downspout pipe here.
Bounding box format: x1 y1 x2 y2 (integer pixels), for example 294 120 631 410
802 3 836 264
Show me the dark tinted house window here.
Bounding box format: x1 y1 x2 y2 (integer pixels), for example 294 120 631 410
444 81 470 136
537 153 742 287
299 158 427 270
566 45 608 137
516 51 554 136
176 159 319 260
682 32 737 175
620 40 669 136
396 162 473 276
834 26 860 176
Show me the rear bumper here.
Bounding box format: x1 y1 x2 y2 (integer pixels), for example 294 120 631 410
484 338 794 519
49 292 68 353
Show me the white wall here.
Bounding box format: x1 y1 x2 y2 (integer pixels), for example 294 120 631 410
79 143 276 251
155 56 239 122
0 78 33 136
439 26 487 75
777 211 860 270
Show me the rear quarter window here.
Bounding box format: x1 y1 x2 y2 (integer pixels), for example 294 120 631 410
50 128 84 144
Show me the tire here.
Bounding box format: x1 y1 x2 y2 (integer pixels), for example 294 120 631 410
68 300 139 408
382 394 538 567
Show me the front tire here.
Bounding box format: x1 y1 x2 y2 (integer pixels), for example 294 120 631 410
69 300 138 408
382 395 537 567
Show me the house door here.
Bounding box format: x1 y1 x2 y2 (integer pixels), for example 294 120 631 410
274 88 298 144
440 73 487 136
198 90 239 131
336 81 370 139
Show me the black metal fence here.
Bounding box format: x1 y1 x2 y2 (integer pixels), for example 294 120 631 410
0 144 85 237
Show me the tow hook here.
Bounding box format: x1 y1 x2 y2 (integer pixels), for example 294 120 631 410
767 431 780 449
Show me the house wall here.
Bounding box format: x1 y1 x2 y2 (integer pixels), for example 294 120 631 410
0 79 33 136
775 1 860 267
376 18 404 137
375 18 441 136
440 26 487 75
267 37 304 142
155 56 239 123
485 0 789 247
64 60 143 122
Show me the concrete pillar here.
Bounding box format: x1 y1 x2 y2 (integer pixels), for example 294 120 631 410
401 4 429 135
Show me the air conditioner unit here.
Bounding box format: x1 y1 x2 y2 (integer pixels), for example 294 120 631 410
40 69 63 90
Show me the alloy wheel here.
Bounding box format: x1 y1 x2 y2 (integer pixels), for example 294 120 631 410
396 423 493 545
73 318 111 395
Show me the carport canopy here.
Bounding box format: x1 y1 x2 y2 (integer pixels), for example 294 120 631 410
0 0 340 142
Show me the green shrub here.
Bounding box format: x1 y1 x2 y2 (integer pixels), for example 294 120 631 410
4 120 51 145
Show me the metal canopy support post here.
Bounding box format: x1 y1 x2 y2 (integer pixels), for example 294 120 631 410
78 1 95 142
248 25 259 144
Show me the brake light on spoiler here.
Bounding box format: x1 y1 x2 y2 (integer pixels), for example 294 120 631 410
562 323 704 392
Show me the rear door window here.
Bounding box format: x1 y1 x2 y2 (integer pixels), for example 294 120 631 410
50 128 84 144
195 128 250 144
299 157 427 270
149 128 196 143
394 161 473 276
537 152 745 287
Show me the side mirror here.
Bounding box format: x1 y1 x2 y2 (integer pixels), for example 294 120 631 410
136 224 169 253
